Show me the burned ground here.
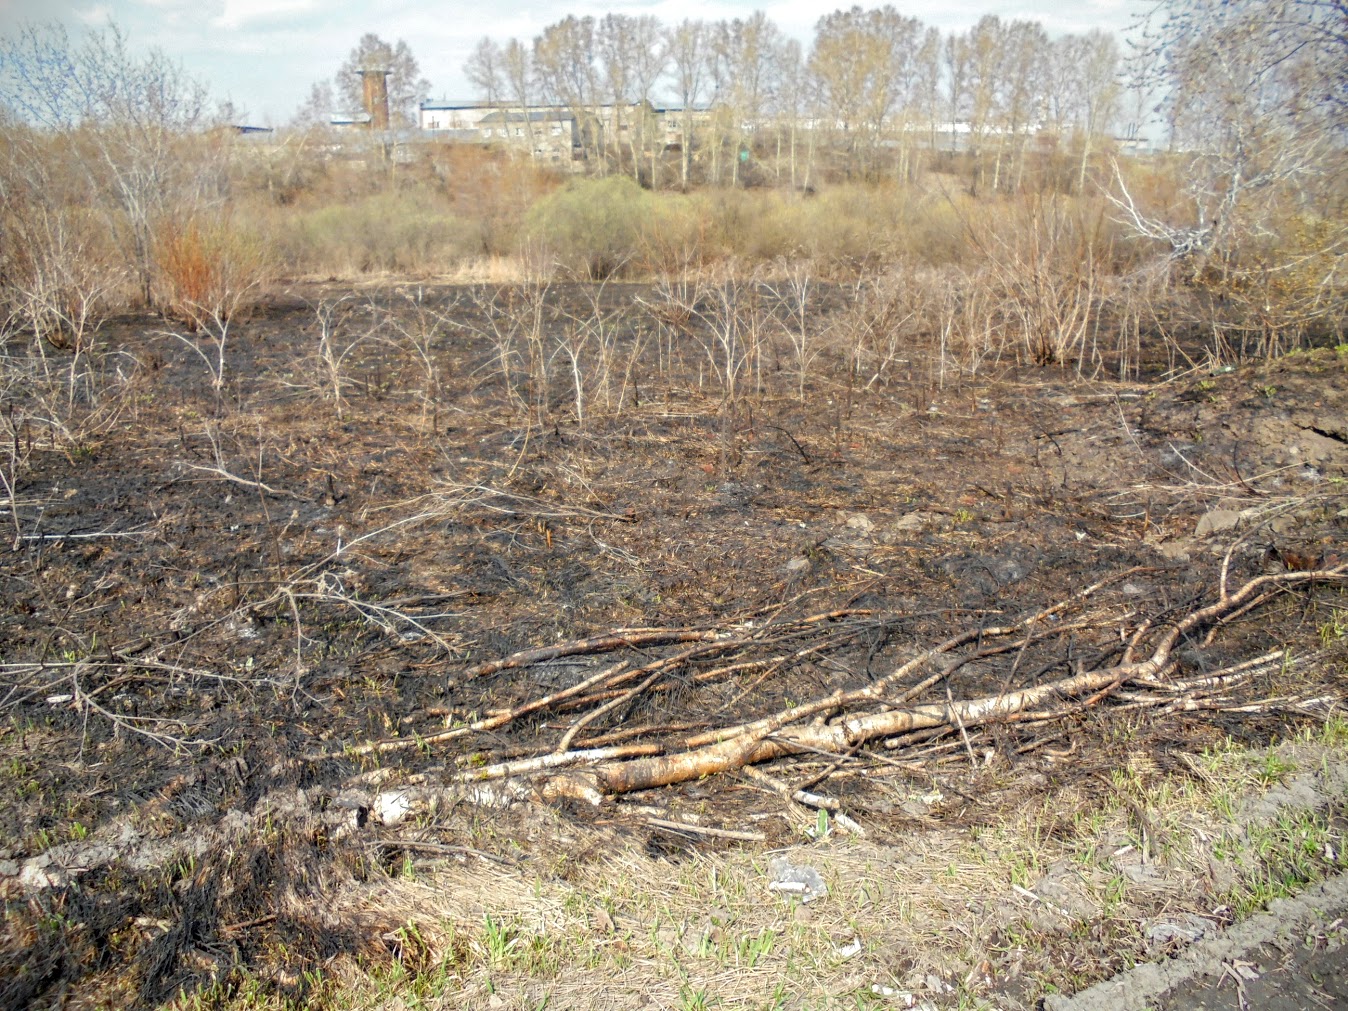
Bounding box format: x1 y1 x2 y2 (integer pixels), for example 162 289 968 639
1 283 1345 1008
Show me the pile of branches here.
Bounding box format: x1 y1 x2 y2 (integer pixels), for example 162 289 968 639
314 562 1348 822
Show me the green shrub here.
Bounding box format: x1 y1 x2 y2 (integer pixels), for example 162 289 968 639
272 191 478 276
525 176 655 279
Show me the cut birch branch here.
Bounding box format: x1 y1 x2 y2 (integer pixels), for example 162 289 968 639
554 566 1346 798
743 765 866 837
448 744 661 783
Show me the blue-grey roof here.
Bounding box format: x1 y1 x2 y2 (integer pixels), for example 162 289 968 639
420 99 488 111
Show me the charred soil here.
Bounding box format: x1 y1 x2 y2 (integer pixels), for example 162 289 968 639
1 283 1345 1008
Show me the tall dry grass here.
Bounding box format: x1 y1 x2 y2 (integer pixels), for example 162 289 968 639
3 121 1344 456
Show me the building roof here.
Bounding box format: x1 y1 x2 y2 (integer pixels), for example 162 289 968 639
651 104 715 114
478 109 576 125
420 99 490 111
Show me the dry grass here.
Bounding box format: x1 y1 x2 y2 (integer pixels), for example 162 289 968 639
193 724 1348 1011
157 216 269 331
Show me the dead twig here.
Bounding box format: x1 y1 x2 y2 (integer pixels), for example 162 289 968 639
542 565 1346 800
645 817 766 842
457 628 724 684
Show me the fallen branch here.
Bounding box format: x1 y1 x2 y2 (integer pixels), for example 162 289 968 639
449 743 660 783
456 628 726 684
181 462 307 501
542 565 1346 801
645 817 766 842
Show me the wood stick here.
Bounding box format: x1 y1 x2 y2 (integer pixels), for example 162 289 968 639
576 568 1344 797
645 817 766 842
457 628 725 683
556 667 667 753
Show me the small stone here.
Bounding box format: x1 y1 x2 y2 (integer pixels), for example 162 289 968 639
1195 509 1241 537
373 790 413 826
1157 540 1193 562
892 512 936 531
785 557 809 573
845 513 875 534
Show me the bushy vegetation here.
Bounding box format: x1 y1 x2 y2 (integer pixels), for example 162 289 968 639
1 4 1345 376
267 191 480 276
526 175 656 279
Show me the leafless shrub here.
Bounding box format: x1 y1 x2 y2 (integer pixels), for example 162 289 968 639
1102 267 1174 380
829 268 929 390
969 195 1107 372
159 302 246 398
156 217 268 333
0 173 142 444
682 275 778 403
0 24 221 308
377 287 462 432
5 210 124 360
637 268 708 384
468 274 554 422
762 260 818 401
0 328 142 483
310 296 362 419
929 268 1004 382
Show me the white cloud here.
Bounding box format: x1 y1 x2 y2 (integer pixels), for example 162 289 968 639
74 3 113 25
211 0 320 30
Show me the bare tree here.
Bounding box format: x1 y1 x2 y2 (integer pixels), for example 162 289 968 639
534 16 602 166
503 40 537 159
290 80 336 130
959 15 1013 194
626 18 668 186
808 7 920 180
996 19 1049 192
1072 30 1121 193
597 14 665 181
464 37 505 108
0 22 216 307
708 13 783 185
1044 35 1083 144
772 38 811 188
666 19 708 189
1116 0 1348 354
809 6 881 166
943 30 971 158
914 27 943 169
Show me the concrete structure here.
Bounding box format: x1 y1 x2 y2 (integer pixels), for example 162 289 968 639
419 100 583 163
329 112 372 130
418 99 719 162
478 109 581 162
651 106 715 149
418 100 496 132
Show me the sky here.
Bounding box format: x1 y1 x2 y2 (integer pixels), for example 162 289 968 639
0 0 1141 127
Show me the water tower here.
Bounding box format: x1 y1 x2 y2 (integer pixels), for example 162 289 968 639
357 66 391 130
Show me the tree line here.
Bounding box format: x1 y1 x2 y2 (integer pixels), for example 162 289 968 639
0 1 1341 353
461 8 1124 191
